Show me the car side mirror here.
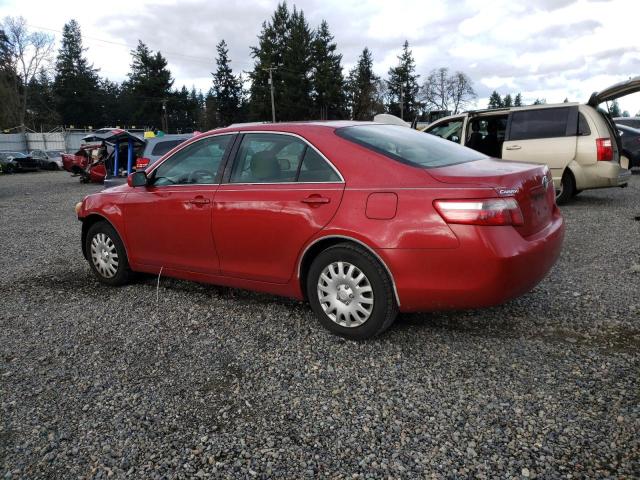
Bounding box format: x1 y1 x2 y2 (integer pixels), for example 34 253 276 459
128 171 148 187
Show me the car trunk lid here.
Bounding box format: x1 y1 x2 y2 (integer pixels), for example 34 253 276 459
428 158 555 237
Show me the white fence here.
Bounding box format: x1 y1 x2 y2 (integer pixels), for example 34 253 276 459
0 131 94 153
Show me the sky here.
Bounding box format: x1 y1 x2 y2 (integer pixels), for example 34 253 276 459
1 0 638 115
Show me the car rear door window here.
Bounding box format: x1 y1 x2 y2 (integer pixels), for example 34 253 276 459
151 135 231 186
508 107 572 141
230 134 307 183
297 148 341 182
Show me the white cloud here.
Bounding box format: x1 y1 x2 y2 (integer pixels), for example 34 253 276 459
1 0 638 114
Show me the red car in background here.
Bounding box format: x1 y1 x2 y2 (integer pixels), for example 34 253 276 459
62 145 99 174
76 122 564 339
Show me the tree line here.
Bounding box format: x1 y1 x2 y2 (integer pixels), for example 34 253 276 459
3 2 628 133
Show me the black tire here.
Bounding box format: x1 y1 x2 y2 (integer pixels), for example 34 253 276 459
48 162 58 170
4 164 14 174
556 169 575 205
85 221 131 286
306 242 398 339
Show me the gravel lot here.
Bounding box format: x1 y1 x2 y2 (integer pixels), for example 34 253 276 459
1 171 639 479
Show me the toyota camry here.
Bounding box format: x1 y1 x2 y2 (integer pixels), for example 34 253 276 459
76 122 564 339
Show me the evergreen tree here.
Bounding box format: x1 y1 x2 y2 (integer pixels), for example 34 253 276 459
203 88 220 130
97 79 121 127
514 93 522 107
212 39 242 126
347 47 383 120
503 93 513 107
0 27 19 128
608 100 621 117
533 98 546 105
123 41 173 128
279 6 313 120
311 20 346 120
53 20 101 127
249 2 290 121
488 91 503 109
26 69 59 129
387 40 420 120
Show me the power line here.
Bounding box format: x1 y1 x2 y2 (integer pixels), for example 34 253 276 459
26 23 215 66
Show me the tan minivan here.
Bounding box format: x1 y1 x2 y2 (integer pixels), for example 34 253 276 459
424 77 638 204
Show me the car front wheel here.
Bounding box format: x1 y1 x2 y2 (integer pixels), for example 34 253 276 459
307 242 398 339
85 221 131 286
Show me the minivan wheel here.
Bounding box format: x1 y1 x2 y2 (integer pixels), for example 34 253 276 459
556 170 575 205
306 242 398 339
85 221 131 286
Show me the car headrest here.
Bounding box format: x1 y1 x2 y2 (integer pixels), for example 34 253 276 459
250 151 280 180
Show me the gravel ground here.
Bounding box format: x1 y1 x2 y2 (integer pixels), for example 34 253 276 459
1 170 639 479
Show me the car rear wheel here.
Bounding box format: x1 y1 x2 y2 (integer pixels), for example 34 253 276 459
306 242 398 339
85 222 131 286
48 162 58 170
556 170 575 205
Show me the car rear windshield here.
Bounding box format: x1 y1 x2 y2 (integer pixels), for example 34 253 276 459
335 124 485 168
151 139 186 156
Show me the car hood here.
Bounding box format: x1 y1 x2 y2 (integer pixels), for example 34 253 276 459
588 76 640 106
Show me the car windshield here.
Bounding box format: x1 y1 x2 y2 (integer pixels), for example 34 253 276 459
47 150 62 156
336 124 485 168
8 152 26 158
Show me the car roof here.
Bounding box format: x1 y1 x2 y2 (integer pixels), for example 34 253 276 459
146 134 193 143
428 103 584 125
204 121 375 135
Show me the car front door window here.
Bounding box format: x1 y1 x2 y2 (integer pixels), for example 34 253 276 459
152 135 231 186
426 119 463 143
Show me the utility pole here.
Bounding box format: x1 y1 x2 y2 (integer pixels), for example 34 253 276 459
400 84 404 121
161 99 168 132
264 66 278 123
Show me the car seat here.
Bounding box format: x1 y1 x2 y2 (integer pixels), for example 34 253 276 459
250 151 281 181
465 122 483 151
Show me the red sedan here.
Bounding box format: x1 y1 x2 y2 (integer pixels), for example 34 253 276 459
76 122 564 339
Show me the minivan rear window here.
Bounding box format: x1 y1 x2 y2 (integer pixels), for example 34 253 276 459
509 107 571 141
336 124 485 168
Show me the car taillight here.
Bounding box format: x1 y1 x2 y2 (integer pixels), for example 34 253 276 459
434 198 524 226
596 138 613 161
135 157 150 169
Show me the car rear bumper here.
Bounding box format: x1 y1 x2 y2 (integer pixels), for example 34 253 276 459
573 161 631 189
380 210 565 312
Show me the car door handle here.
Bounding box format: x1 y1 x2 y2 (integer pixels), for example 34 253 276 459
187 197 210 206
505 145 522 150
301 195 330 205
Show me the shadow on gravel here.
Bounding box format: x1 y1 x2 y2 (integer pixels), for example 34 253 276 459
395 311 640 353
